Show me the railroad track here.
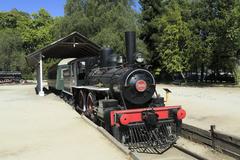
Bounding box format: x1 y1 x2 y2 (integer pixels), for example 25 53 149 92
82 115 235 160
80 115 208 160
62 94 237 160
181 123 240 159
130 138 235 160
133 146 200 160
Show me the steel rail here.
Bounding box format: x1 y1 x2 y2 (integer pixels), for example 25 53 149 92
181 123 240 159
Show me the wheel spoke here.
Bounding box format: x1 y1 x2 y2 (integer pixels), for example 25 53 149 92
76 91 85 113
86 93 96 121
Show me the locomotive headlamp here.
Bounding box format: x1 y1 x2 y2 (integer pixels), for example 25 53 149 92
136 80 147 92
136 53 144 63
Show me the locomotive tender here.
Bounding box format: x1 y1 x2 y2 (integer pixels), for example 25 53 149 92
48 32 186 153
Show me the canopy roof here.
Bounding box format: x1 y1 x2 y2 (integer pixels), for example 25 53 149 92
26 32 101 66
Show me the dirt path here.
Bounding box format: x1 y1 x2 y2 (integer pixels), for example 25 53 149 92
0 85 129 160
156 84 240 137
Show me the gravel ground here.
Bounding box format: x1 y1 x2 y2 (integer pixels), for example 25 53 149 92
176 137 234 160
156 84 240 137
0 85 129 160
0 84 237 160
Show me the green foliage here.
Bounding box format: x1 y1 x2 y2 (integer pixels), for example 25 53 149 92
189 0 240 82
0 29 23 71
1 0 240 84
141 0 240 83
0 9 29 29
90 1 138 54
0 1 144 80
140 1 192 76
0 1 144 79
53 0 146 55
0 9 54 79
64 0 85 16
160 2 191 74
21 8 53 53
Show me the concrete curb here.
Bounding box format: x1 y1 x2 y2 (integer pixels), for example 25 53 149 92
129 152 142 160
97 127 130 155
81 115 99 129
81 115 140 160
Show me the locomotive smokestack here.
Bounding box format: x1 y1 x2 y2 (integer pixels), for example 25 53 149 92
100 48 113 67
125 31 136 64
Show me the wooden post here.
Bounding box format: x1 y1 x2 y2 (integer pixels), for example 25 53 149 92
210 125 216 149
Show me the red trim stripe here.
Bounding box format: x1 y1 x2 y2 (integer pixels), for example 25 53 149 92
110 106 183 126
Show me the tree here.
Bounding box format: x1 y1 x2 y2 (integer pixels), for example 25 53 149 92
189 0 240 82
0 29 24 71
91 1 138 54
0 9 54 79
141 0 240 83
228 0 240 84
140 1 192 79
187 0 216 82
64 0 86 16
53 0 146 55
21 8 54 53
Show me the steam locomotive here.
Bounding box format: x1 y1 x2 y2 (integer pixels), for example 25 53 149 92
0 71 22 84
48 32 186 153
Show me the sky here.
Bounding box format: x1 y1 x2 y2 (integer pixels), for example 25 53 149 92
0 0 141 17
0 0 65 16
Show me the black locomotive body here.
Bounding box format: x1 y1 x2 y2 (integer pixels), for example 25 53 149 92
87 66 156 107
48 32 186 153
